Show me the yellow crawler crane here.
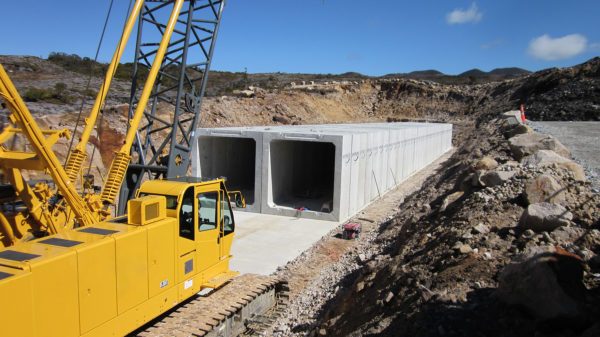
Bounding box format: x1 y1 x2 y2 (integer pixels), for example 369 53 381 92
0 0 144 246
0 177 287 337
0 64 102 246
0 95 287 334
0 0 186 244
0 1 289 335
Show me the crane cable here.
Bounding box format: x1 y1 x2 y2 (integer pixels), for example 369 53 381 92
85 0 135 188
63 0 116 165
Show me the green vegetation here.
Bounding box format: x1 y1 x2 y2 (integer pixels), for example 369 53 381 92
73 87 98 98
47 52 145 81
47 52 106 77
23 82 73 104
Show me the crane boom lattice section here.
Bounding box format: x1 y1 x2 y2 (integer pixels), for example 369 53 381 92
119 0 224 213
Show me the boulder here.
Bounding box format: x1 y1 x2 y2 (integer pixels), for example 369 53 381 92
501 110 524 125
474 156 498 171
519 202 573 232
480 170 515 187
504 123 533 139
508 133 570 160
440 191 464 212
272 115 291 124
473 223 490 234
550 226 586 246
232 89 255 98
525 174 566 205
453 243 472 254
497 250 587 322
522 150 586 181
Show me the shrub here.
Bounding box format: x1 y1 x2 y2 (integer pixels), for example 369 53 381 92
23 87 53 102
22 84 73 104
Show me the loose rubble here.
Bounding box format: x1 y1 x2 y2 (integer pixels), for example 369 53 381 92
266 116 600 337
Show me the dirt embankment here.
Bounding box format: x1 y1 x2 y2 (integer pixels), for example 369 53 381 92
267 117 600 337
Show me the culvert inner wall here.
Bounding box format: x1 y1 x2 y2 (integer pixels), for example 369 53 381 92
192 123 453 221
269 140 335 213
193 133 260 210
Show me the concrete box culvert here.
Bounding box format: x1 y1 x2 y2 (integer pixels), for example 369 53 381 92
191 129 263 213
192 122 453 222
262 131 350 222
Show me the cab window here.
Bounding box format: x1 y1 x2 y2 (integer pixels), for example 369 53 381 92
198 192 218 231
179 188 194 240
221 191 235 235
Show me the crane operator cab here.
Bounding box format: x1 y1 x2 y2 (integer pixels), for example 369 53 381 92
137 177 243 290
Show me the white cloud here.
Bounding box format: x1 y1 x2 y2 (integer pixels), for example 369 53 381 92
446 3 483 25
527 34 588 61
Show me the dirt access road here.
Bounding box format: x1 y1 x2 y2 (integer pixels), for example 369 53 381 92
530 121 600 189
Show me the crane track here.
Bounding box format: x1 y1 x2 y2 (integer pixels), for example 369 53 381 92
133 274 289 337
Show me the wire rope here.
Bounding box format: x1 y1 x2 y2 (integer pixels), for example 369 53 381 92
63 0 116 164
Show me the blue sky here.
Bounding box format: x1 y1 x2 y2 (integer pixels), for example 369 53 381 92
1 0 599 75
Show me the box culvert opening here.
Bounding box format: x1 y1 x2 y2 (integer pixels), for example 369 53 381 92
198 136 256 205
270 140 335 213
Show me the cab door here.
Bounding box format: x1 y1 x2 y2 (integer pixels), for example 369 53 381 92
219 188 235 260
195 184 221 272
177 187 197 282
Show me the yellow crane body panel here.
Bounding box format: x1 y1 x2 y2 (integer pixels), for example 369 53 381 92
0 183 236 336
0 266 35 337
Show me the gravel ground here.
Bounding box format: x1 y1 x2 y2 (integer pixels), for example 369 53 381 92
529 121 600 190
264 145 458 336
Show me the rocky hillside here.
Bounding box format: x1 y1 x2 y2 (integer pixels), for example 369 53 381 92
1 54 598 124
375 57 600 122
268 115 600 337
1 55 598 184
383 67 531 85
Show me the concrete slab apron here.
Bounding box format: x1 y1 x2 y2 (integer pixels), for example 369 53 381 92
230 211 339 275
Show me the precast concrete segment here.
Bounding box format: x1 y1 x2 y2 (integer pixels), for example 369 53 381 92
192 122 453 222
192 128 263 213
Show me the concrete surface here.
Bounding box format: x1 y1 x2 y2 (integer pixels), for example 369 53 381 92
530 121 600 188
192 122 453 221
230 211 339 275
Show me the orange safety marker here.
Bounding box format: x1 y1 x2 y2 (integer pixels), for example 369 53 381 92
519 103 527 123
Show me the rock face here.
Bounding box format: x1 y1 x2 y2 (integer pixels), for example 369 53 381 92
508 133 570 160
519 202 573 232
522 150 587 181
525 175 566 205
497 251 586 322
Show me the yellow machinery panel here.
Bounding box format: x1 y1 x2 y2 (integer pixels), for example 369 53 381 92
81 286 179 337
115 229 149 314
177 251 199 301
0 266 35 337
128 195 166 226
76 237 117 334
30 248 80 337
147 220 175 297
